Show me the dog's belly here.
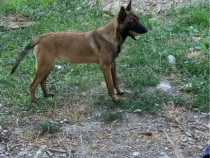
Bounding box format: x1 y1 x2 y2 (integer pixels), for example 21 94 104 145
68 56 99 63
59 51 99 64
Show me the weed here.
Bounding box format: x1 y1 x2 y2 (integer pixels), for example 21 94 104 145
102 111 123 122
35 120 60 135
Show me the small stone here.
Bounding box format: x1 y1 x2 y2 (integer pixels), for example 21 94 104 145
133 109 142 113
168 55 175 64
164 147 168 150
46 151 53 156
182 138 188 142
186 131 192 137
0 144 6 152
0 103 2 107
63 119 67 122
18 151 28 157
159 154 170 158
133 152 141 157
188 48 194 52
43 152 48 158
155 103 159 107
181 83 192 91
135 139 140 143
157 82 171 91
160 152 166 155
40 145 47 150
60 120 64 124
55 65 63 70
60 153 67 157
10 24 19 29
36 149 42 156
198 145 203 150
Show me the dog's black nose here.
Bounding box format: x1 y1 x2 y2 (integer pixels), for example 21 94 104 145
138 23 148 34
143 27 148 34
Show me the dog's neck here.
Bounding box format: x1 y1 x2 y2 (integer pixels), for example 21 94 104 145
97 17 127 47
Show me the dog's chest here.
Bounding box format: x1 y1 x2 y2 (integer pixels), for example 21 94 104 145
111 45 121 63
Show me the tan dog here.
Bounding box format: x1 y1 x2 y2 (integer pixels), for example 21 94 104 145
11 0 148 103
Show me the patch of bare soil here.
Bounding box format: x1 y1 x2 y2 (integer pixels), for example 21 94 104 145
0 14 35 31
0 77 209 158
100 0 206 15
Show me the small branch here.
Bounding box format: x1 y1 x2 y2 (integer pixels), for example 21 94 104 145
47 148 67 153
163 130 184 158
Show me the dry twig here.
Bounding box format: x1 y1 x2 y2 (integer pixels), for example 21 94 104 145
47 148 67 153
163 130 184 158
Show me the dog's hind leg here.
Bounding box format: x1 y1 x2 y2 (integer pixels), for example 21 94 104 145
30 65 54 103
40 66 54 98
40 78 54 98
30 49 55 103
111 61 125 95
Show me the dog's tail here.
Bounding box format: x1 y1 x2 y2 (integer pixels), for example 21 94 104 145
11 38 39 74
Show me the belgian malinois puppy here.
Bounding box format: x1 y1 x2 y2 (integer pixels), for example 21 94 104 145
11 0 148 103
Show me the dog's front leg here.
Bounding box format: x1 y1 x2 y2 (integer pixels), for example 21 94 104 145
111 61 125 95
101 63 119 102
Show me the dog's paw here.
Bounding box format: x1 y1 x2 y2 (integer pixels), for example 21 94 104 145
117 89 125 95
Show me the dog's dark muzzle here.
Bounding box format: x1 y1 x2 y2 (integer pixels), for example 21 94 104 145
128 23 148 40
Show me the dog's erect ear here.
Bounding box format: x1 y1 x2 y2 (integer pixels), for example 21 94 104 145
118 6 126 22
126 0 132 11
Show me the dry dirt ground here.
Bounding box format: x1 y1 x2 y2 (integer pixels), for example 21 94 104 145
100 0 204 15
0 77 209 158
0 0 209 158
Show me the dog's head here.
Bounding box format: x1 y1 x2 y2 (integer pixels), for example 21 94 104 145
118 0 148 40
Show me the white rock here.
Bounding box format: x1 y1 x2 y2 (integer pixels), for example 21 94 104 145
18 151 28 157
155 103 159 107
46 151 53 157
40 145 47 150
36 150 42 156
182 138 188 142
186 131 192 137
43 152 48 158
133 152 141 157
168 55 175 64
198 145 203 150
0 144 6 152
157 82 171 91
55 65 63 70
133 109 142 113
60 120 64 124
182 83 192 90
159 155 170 158
160 152 166 155
63 118 67 122
0 103 2 107
188 48 194 52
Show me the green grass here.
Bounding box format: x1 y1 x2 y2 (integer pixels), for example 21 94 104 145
35 120 60 135
0 0 209 122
